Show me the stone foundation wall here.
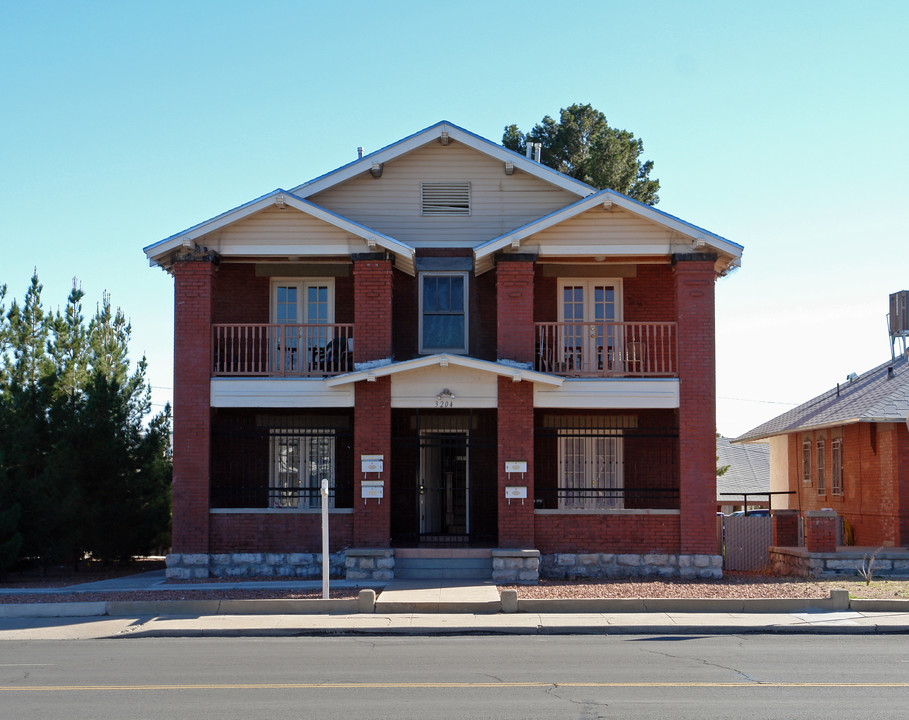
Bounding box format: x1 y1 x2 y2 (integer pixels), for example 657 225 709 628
770 547 909 578
166 552 347 580
345 548 394 581
541 553 723 579
492 549 540 584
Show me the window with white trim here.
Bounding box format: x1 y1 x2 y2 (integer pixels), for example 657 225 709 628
419 272 468 353
801 437 812 486
557 431 623 509
816 437 826 495
421 182 470 216
831 437 844 496
270 431 336 509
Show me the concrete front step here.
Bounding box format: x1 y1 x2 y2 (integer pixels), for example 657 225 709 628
394 554 493 581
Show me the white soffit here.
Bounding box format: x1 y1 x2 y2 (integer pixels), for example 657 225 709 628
325 354 564 387
210 378 355 408
533 379 680 409
473 189 742 274
144 189 416 275
291 121 598 199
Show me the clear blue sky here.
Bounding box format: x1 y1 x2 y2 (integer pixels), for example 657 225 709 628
2 0 907 436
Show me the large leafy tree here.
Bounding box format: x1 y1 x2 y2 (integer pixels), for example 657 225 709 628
503 103 660 205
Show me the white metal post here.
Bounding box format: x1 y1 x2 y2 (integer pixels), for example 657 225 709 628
321 479 329 599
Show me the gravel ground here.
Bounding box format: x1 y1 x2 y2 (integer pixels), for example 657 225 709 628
3 571 909 604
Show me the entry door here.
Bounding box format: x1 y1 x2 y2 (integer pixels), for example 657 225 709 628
419 431 469 538
558 280 621 374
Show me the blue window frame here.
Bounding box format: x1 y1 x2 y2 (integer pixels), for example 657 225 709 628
419 272 468 353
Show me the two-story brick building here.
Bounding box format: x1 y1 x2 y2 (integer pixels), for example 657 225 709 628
145 122 742 582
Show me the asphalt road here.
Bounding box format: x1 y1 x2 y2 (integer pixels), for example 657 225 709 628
2 635 908 719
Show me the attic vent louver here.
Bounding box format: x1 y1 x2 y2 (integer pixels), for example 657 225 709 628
421 182 471 216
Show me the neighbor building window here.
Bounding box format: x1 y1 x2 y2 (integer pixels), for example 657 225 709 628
816 437 826 495
419 272 468 353
831 437 843 496
801 438 812 486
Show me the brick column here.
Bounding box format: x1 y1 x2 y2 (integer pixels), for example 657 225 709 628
805 510 837 552
673 253 718 554
354 377 392 547
497 378 535 547
171 253 218 553
495 255 535 364
352 254 393 547
352 254 393 363
771 509 800 547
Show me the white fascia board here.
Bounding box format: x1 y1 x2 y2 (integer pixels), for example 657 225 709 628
533 378 680 409
325 353 564 387
144 189 416 274
291 121 597 199
474 189 743 262
210 377 355 408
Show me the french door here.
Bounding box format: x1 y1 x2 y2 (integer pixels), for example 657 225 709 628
557 280 622 374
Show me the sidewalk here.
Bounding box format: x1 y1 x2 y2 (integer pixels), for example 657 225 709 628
2 572 908 638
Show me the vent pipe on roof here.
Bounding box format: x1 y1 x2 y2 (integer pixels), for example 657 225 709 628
534 143 542 163
357 147 364 159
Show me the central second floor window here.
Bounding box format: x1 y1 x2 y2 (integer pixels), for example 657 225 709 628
420 272 468 354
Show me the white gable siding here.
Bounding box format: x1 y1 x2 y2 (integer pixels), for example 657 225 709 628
308 141 577 246
520 205 685 256
212 206 365 256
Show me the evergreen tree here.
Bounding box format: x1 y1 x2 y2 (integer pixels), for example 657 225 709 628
503 103 661 205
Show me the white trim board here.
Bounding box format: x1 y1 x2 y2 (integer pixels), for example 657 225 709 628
210 378 355 408
533 379 680 409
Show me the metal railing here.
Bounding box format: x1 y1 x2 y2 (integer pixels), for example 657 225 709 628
534 321 677 377
212 323 354 377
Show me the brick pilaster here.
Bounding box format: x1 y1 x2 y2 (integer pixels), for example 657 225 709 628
673 254 717 554
771 509 800 547
496 256 535 364
805 511 837 552
353 255 393 363
172 254 218 553
497 378 535 547
353 377 392 547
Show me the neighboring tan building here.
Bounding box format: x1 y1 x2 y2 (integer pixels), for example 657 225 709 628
144 121 743 581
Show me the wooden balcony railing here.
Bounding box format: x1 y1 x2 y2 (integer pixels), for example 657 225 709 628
535 322 677 377
212 323 354 377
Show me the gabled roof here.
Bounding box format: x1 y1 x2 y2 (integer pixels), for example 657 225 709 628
324 354 564 387
473 188 744 274
716 436 770 502
735 354 909 443
143 189 416 274
290 120 598 199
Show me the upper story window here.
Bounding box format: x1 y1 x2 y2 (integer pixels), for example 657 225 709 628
272 279 334 325
421 182 471 216
816 437 826 495
831 436 843 496
419 272 468 354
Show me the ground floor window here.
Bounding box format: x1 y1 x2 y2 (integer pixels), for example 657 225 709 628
535 412 679 511
831 436 843 496
557 432 623 509
210 410 353 509
270 433 336 509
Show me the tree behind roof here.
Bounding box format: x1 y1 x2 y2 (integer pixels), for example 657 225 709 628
503 103 660 205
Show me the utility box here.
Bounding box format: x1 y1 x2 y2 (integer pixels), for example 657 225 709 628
889 291 909 335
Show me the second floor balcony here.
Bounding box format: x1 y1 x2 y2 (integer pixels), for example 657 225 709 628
213 323 354 377
535 322 677 378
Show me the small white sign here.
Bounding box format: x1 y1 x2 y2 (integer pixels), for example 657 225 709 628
361 455 384 473
362 480 384 499
505 486 527 499
505 461 527 474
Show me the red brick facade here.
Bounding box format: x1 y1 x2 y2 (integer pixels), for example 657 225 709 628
673 256 717 554
497 378 535 547
786 422 909 546
535 513 680 554
172 256 218 553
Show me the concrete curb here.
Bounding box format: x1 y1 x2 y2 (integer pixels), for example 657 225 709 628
2 590 908 620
